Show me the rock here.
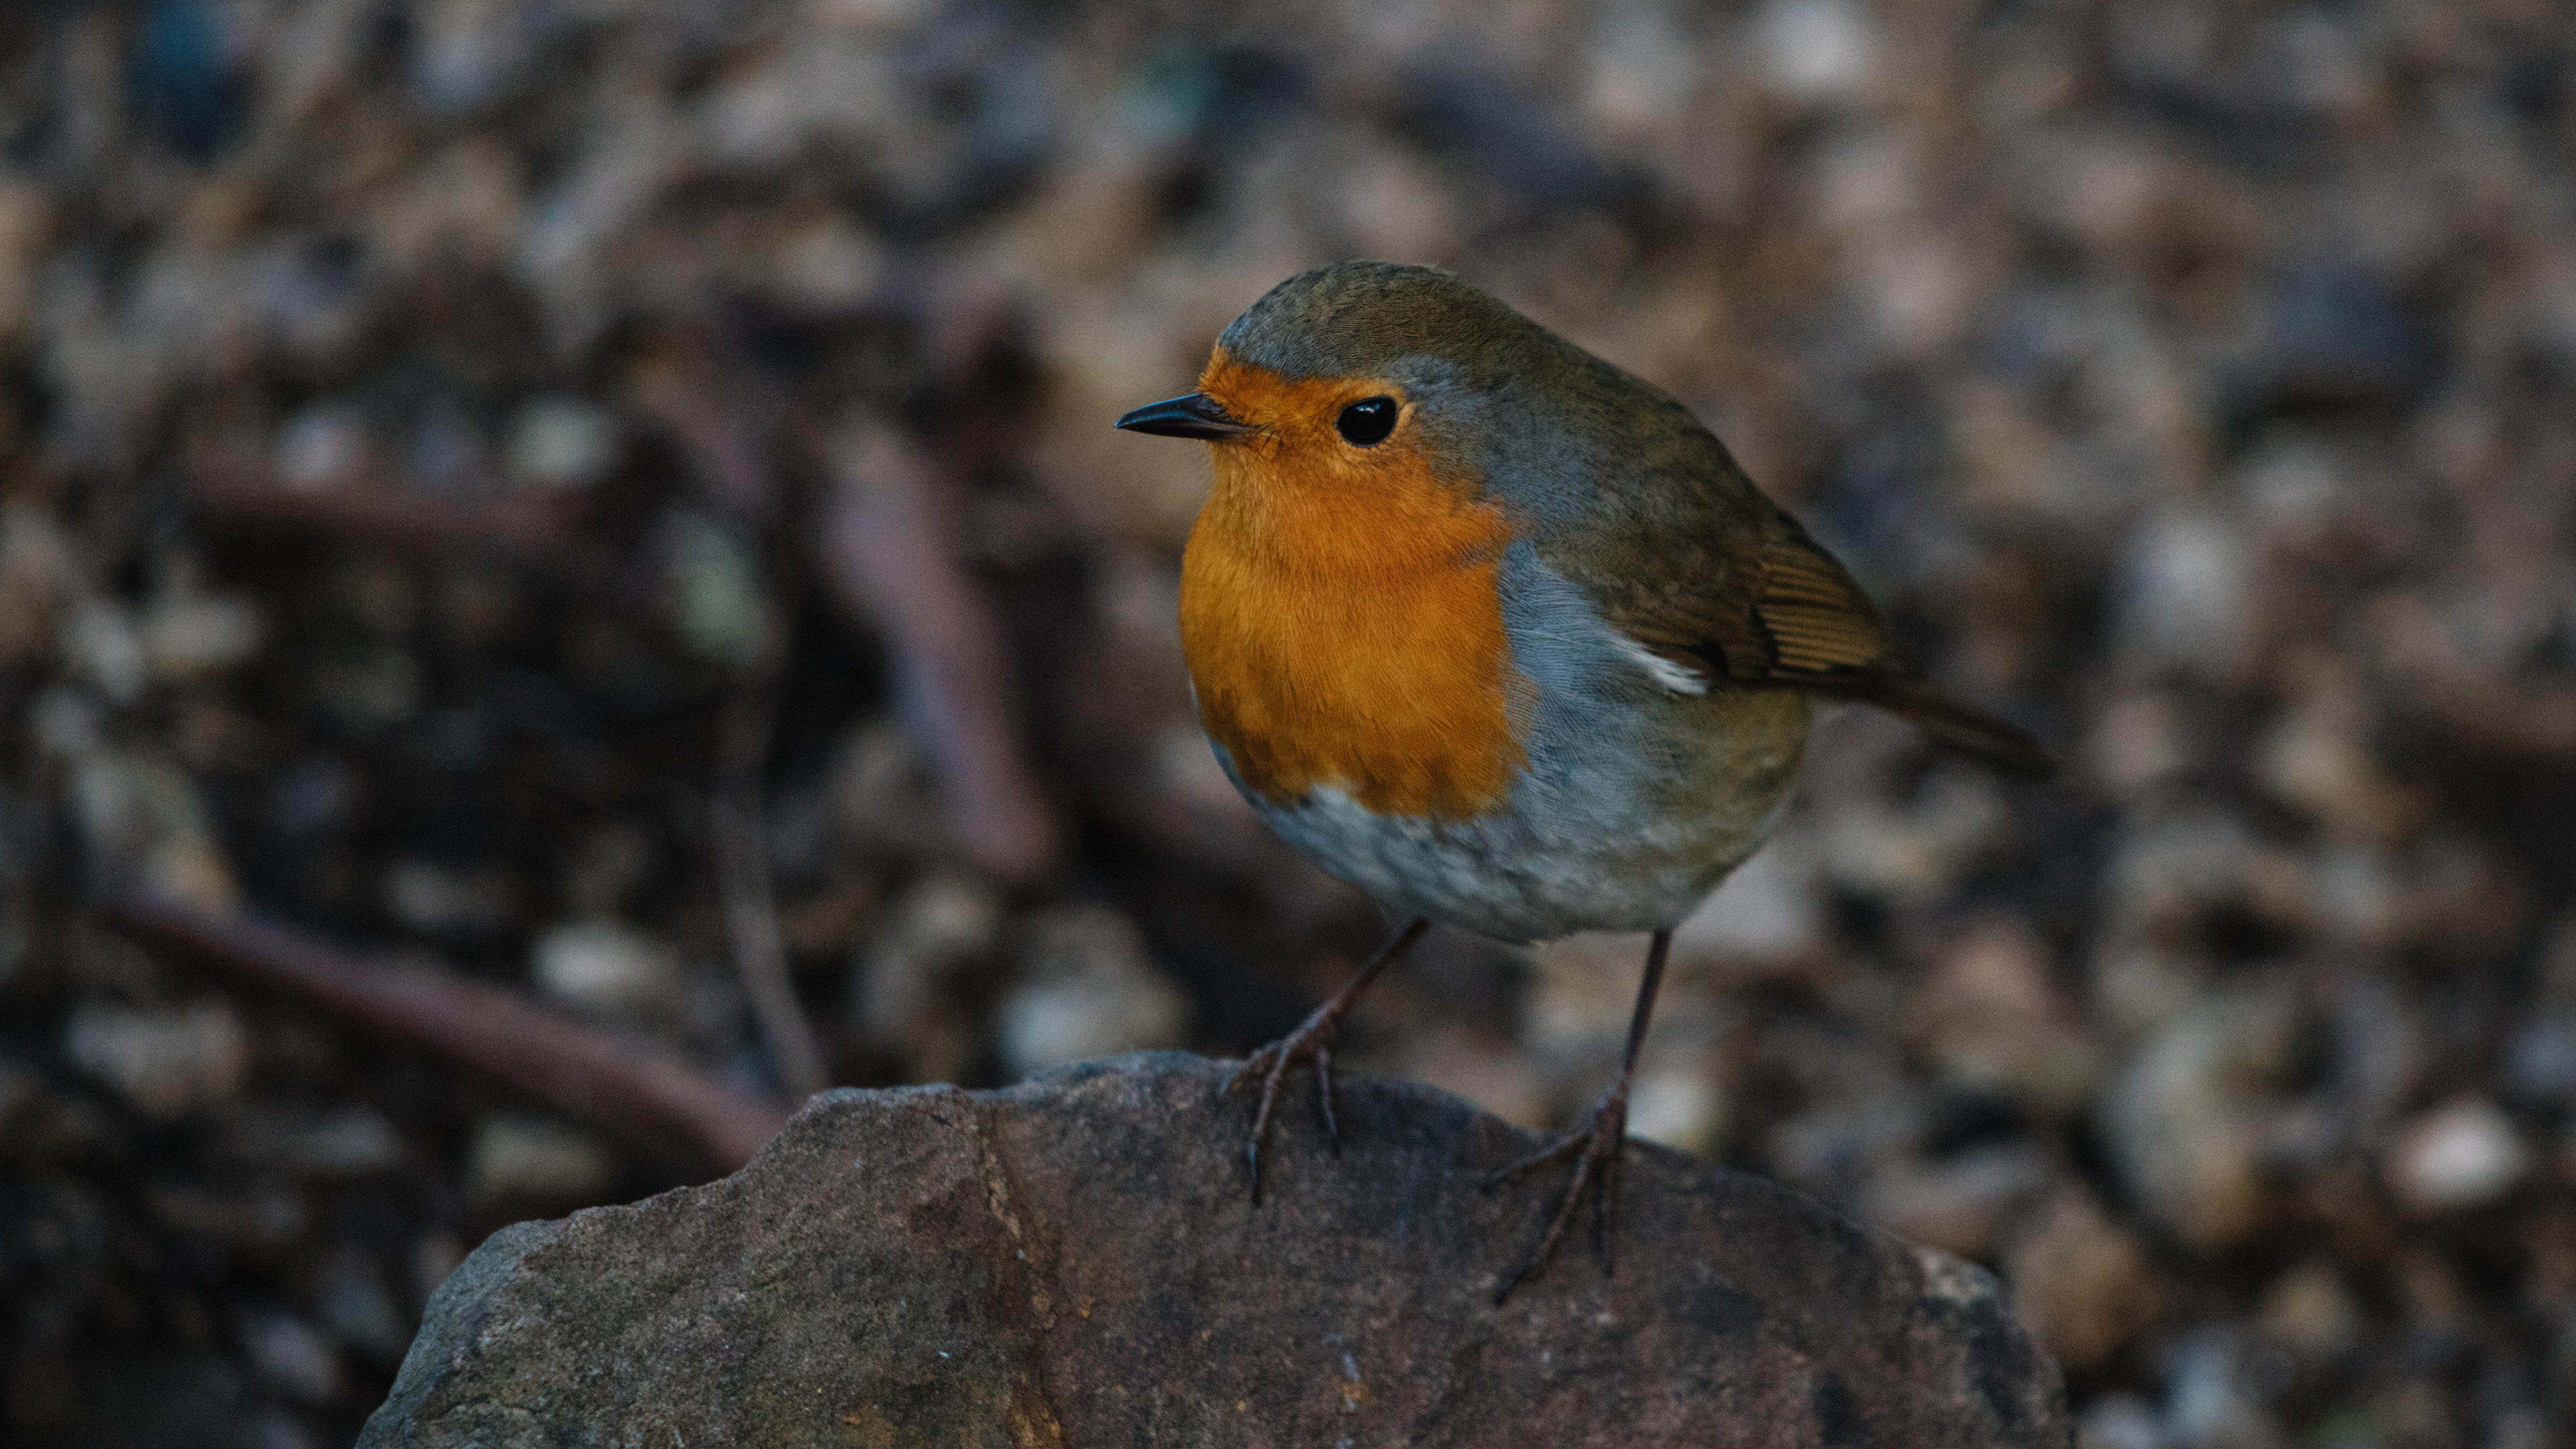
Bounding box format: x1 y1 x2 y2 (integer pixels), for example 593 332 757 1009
2504 1016 2576 1102
2096 987 2293 1252
529 918 684 1025
2254 1260 2364 1364
1672 836 1824 963
382 859 517 938
69 748 241 911
1864 1143 2053 1259
1753 0 1878 103
2003 1189 2162 1375
2074 1394 2161 1449
464 1114 621 1215
2112 506 2253 678
503 394 620 492
235 1303 343 1405
319 1251 417 1366
994 905 1188 1078
274 400 378 492
2158 1327 2284 1449
362 1055 2070 1448
140 587 260 680
63 1000 250 1118
849 870 1003 1082
2383 1097 2528 1214
64 596 150 702
209 1102 407 1181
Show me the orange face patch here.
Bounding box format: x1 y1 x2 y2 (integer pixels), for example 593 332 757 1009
1178 350 1527 820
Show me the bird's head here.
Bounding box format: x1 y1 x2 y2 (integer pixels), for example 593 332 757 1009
1114 262 1564 506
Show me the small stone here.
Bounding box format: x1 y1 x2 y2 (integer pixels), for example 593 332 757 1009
658 509 772 667
466 1114 621 1214
1768 1090 1923 1202
2114 506 2252 677
2076 1393 2163 1449
850 871 1002 1081
141 590 260 680
275 401 376 492
64 1001 250 1119
2255 1259 2365 1363
2102 807 2254 931
827 718 943 854
2256 694 2424 841
211 1103 407 1181
2096 989 2292 1251
319 1253 415 1365
2084 690 2191 797
62 596 150 702
2504 1017 2576 1102
1920 919 2102 1120
1625 1063 1723 1155
1672 839 1822 962
1753 0 1876 101
268 755 362 841
771 219 885 309
382 859 517 938
2159 1328 2284 1449
2257 264 2428 406
1866 1143 2053 1258
29 686 101 761
559 824 653 918
2384 1097 2527 1214
529 920 684 1024
504 395 620 492
70 749 241 910
995 905 1187 1079
235 1305 343 1406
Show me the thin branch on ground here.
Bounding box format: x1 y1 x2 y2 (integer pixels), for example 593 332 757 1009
100 885 795 1174
186 469 612 586
711 686 831 1099
814 423 1060 883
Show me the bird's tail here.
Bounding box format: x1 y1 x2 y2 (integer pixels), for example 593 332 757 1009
1825 676 2057 775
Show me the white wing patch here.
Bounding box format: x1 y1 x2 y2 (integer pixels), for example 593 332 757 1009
1611 632 1710 696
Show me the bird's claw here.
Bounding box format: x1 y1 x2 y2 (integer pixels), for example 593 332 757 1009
1221 1009 1344 1203
1486 1089 1631 1305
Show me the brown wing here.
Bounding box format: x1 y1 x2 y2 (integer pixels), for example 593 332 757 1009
1728 524 2055 773
1512 343 2052 773
1556 500 2055 775
1727 527 1908 682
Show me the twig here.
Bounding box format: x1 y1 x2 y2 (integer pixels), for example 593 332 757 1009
187 470 615 589
815 424 1060 883
623 312 787 524
99 885 794 1174
711 687 830 1099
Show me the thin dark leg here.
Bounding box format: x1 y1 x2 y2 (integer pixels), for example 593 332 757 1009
1487 927 1672 1304
1222 917 1431 1203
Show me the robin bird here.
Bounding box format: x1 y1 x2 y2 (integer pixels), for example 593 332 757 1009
1115 261 2050 1302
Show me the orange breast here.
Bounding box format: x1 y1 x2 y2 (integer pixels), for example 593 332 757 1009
1178 353 1528 821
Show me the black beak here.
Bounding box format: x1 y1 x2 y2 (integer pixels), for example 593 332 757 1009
1113 392 1257 441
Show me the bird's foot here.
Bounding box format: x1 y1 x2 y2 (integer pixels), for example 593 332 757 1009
1484 1086 1631 1305
1220 1004 1349 1204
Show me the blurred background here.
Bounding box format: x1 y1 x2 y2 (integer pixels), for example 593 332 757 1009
1 0 2572 1444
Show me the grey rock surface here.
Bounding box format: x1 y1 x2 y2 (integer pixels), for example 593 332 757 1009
362 1053 2069 1447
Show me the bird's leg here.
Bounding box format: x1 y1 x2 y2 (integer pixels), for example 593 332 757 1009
1487 927 1672 1305
1222 917 1430 1203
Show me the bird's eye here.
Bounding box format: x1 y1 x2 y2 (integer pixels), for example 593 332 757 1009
1335 396 1399 447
